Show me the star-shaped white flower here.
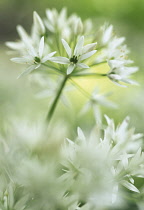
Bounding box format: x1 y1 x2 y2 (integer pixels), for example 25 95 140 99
11 36 56 78
51 36 97 74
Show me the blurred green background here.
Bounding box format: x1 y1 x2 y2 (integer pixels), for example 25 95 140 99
0 0 144 133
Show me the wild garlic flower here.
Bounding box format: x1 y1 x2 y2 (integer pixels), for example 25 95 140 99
6 11 45 54
82 88 117 111
44 8 85 40
51 36 97 74
7 8 138 87
107 60 139 87
81 89 117 124
11 36 56 78
0 115 144 209
44 8 67 33
61 116 144 208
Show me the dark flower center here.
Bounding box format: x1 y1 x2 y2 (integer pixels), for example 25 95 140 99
70 55 78 64
34 57 41 64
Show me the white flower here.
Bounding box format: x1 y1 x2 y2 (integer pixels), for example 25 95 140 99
44 8 67 33
81 89 117 125
68 14 83 35
51 36 97 74
61 116 144 208
10 36 56 78
6 12 45 54
107 59 139 87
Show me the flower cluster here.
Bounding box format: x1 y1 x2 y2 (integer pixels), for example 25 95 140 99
6 8 138 86
4 7 143 210
0 116 143 210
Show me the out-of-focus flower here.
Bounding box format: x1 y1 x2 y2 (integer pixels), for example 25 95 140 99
44 8 67 33
51 36 97 74
107 60 139 86
6 11 45 54
61 116 144 208
94 24 139 86
81 89 117 124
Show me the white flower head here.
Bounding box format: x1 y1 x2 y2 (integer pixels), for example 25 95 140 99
107 59 139 87
61 116 144 208
11 36 56 78
51 36 97 74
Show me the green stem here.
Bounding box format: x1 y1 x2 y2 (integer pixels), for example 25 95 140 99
46 75 68 123
71 73 107 77
42 63 63 74
90 61 107 67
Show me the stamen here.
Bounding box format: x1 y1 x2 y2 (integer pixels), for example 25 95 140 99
70 55 78 64
34 57 41 64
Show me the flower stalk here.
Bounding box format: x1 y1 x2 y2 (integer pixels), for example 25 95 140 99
46 74 69 123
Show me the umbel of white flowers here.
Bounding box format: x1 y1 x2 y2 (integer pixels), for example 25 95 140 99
0 116 143 210
6 9 138 86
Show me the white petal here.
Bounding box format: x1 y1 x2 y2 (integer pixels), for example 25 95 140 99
80 102 91 115
17 27 36 57
123 66 139 75
27 45 37 57
108 74 122 80
77 127 86 141
111 80 127 87
77 63 89 69
66 138 74 145
44 19 55 32
129 177 134 184
6 41 24 50
58 8 67 28
33 11 45 34
74 36 84 56
82 43 97 54
108 59 134 69
51 56 69 64
74 18 83 34
35 64 41 69
111 37 125 49
67 64 75 74
121 78 139 85
112 184 118 203
17 25 30 44
121 180 140 193
39 36 44 58
11 57 28 64
102 25 113 45
17 65 36 79
61 39 72 57
46 9 54 23
42 51 56 63
79 50 97 61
